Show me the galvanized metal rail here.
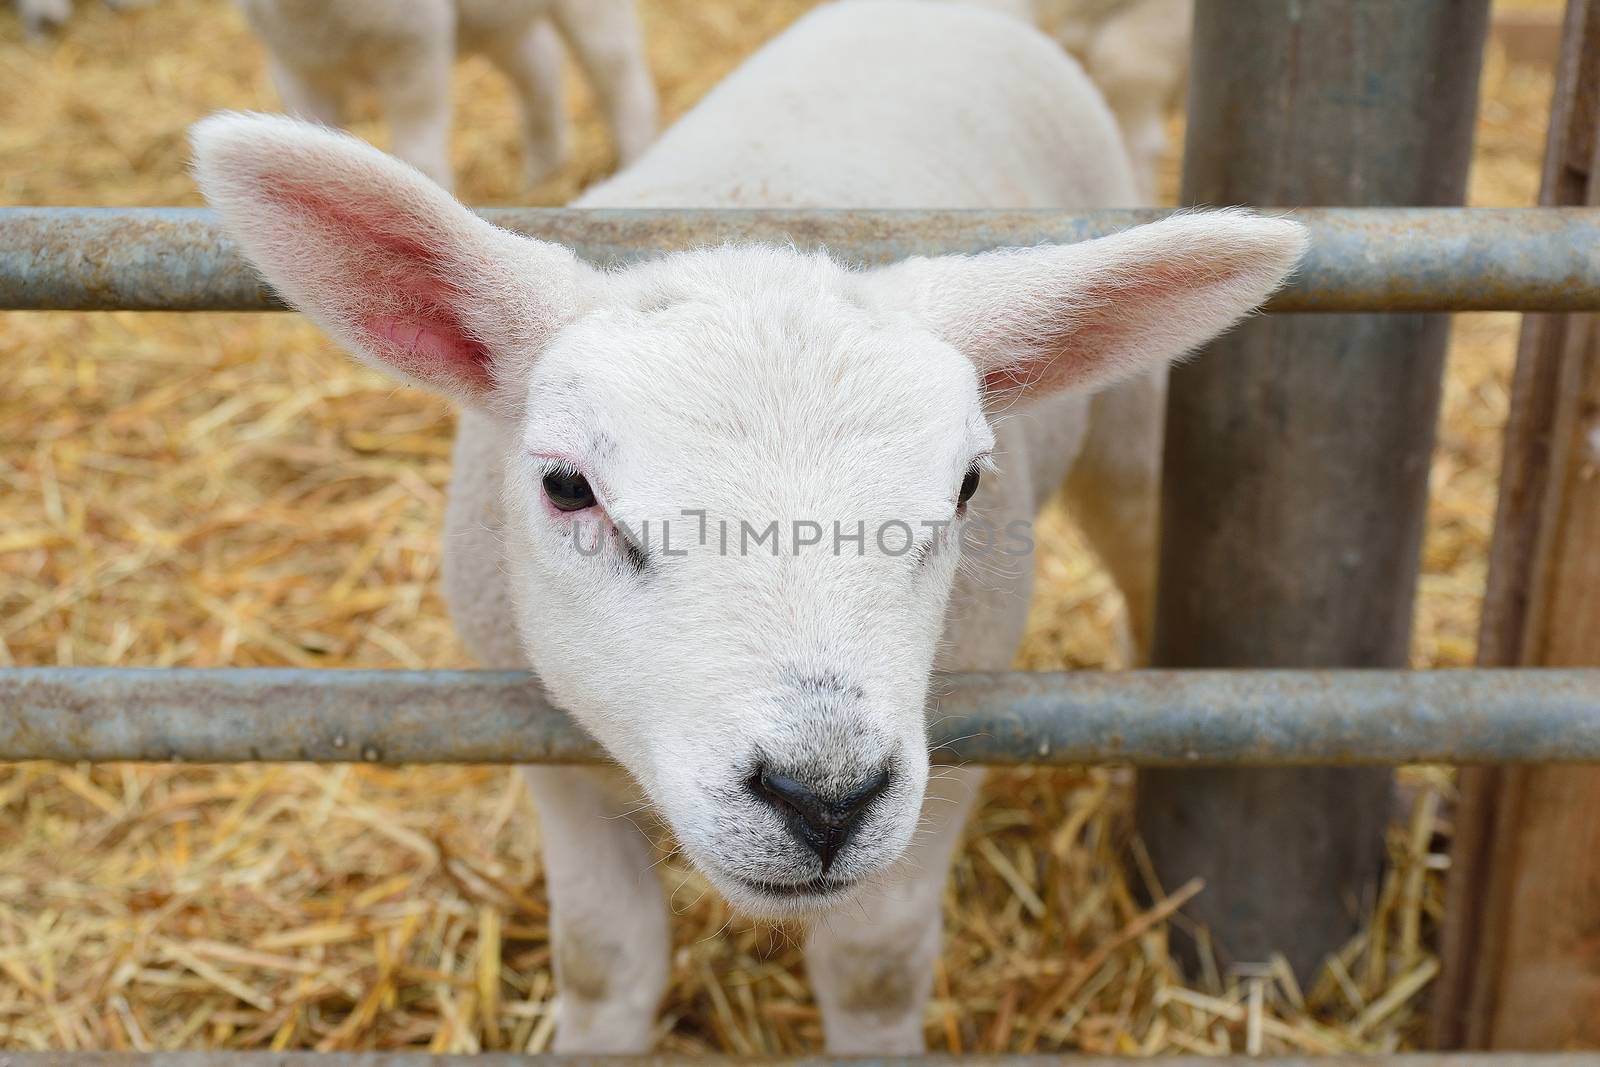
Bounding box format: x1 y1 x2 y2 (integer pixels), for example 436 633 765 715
3 206 1599 312
4 666 1598 766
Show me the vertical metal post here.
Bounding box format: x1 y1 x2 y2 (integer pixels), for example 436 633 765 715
1137 0 1490 980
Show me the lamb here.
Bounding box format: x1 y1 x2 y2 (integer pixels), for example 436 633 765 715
923 0 1193 197
192 1 1303 1052
236 0 657 191
1036 0 1194 198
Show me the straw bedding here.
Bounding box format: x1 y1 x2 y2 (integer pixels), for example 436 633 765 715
0 0 1562 1053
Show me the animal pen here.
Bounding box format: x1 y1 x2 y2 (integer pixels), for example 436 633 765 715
2 0 1600 1062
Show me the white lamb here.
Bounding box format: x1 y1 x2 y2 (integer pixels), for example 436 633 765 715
236 0 657 191
193 1 1302 1052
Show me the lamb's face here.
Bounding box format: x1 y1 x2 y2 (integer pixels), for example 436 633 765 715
192 111 1307 914
500 248 994 916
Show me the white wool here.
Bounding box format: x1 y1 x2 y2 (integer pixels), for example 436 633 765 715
193 0 1303 1052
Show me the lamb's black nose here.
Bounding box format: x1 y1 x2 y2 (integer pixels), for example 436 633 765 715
749 764 893 872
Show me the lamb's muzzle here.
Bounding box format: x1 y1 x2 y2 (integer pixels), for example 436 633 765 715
748 763 895 874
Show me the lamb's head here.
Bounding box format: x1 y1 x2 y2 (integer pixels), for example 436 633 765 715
193 113 1306 916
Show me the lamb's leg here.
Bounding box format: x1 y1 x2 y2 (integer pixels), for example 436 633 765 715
524 766 670 1052
482 16 570 186
446 417 666 1046
1085 0 1191 201
267 58 343 128
1062 366 1167 665
549 0 657 166
18 0 71 38
807 766 983 1053
374 34 455 191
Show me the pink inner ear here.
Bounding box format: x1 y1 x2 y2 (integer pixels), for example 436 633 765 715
982 260 1200 401
363 314 492 386
262 180 494 391
981 358 1047 398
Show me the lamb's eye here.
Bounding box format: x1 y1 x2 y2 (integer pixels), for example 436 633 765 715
958 466 981 506
543 470 596 512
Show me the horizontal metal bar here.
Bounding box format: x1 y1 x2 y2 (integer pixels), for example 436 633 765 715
2 207 1597 312
3 667 1598 766
3 1054 1599 1067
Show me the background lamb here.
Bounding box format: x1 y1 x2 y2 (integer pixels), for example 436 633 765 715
237 0 657 191
12 0 150 39
1036 0 1193 198
195 0 1303 1052
921 0 1193 198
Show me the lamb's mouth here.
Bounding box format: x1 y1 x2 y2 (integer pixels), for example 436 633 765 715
731 873 859 899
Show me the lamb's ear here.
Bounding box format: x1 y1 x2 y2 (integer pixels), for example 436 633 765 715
869 210 1308 406
191 111 593 415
